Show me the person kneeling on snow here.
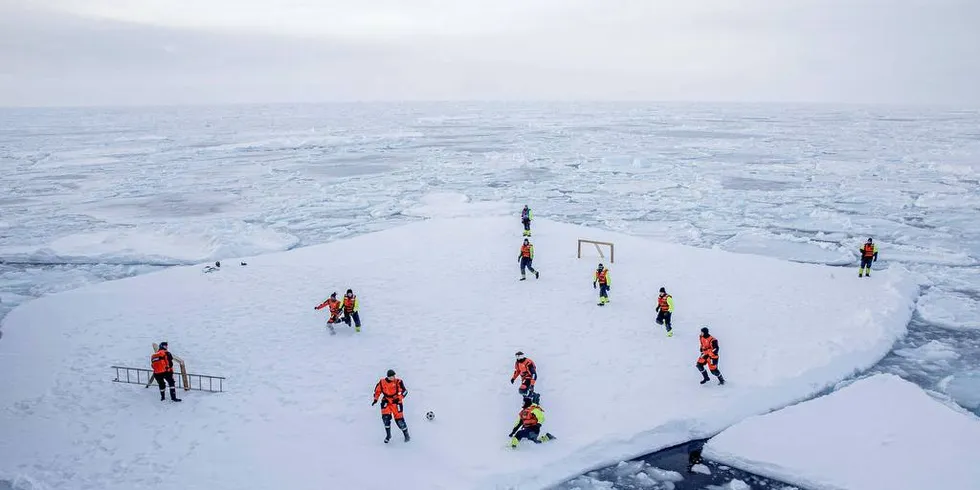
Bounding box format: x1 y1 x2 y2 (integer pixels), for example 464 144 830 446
508 397 555 448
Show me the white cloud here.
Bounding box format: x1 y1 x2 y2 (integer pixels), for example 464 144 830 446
1 0 978 105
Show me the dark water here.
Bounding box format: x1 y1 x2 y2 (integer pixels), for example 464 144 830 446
555 440 799 490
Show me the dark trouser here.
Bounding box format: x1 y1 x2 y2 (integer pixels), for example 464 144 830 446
522 219 531 231
520 257 536 276
153 372 179 400
599 284 608 298
381 399 409 441
656 311 672 332
860 257 873 274
514 424 542 443
343 311 361 327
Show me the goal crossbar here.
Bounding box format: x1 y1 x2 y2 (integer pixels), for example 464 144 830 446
577 239 615 263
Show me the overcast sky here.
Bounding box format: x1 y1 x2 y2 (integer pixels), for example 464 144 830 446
1 0 978 106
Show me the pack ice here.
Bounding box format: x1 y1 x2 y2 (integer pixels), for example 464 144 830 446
703 374 980 490
0 214 918 490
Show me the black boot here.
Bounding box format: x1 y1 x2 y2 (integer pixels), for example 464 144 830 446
718 375 726 385
160 391 166 401
384 427 392 443
170 388 182 402
700 375 710 385
403 429 410 442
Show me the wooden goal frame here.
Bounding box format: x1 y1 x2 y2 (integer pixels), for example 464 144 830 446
577 239 615 263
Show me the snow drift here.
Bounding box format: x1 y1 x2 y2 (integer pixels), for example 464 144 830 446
0 216 918 490
702 374 980 490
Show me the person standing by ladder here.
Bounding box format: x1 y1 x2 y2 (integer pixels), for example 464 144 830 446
150 342 182 402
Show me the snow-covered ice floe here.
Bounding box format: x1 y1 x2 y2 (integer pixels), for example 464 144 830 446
940 371 980 413
916 288 980 330
703 374 980 490
0 220 299 265
0 215 918 490
717 229 855 266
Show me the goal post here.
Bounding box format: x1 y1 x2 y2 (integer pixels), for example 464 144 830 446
577 239 615 263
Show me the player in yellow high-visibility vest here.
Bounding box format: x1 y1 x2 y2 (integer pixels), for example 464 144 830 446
858 238 879 277
593 264 610 305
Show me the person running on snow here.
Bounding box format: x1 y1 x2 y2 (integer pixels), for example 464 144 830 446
656 287 674 337
511 351 538 399
150 342 182 402
858 237 879 277
696 327 725 385
593 263 610 305
518 239 540 281
508 396 555 448
521 205 533 237
314 292 344 334
341 289 362 332
372 369 410 443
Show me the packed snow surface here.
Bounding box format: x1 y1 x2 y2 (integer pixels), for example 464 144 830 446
703 374 980 490
0 216 918 490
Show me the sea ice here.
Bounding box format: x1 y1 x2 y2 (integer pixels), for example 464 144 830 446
703 374 980 490
0 214 919 490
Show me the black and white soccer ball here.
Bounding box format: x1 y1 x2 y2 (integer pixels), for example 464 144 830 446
425 411 435 421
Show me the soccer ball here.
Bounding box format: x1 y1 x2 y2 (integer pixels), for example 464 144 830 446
425 411 435 421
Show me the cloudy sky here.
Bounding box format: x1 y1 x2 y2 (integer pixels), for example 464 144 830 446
1 0 978 106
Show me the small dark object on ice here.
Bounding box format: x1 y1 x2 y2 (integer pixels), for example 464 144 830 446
240 261 247 266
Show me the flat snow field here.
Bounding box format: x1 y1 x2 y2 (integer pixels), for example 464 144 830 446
702 374 980 490
0 216 918 490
